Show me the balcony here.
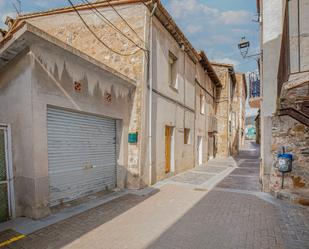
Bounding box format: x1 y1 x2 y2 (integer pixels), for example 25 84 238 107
249 72 261 108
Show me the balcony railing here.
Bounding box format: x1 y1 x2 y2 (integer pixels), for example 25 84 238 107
249 72 260 98
248 72 261 108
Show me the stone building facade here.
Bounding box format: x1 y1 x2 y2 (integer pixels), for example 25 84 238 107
234 73 247 152
212 63 247 157
256 0 309 204
0 0 236 220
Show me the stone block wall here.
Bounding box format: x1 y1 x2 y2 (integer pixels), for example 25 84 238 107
26 4 146 82
270 80 309 198
271 115 309 191
213 65 230 158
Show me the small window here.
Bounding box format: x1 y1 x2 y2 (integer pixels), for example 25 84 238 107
200 94 205 114
168 51 178 89
184 128 191 144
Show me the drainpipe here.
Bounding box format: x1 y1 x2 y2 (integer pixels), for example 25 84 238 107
148 2 157 185
182 44 185 138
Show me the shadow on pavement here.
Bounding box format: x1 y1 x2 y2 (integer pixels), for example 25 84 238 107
146 142 286 249
216 141 262 192
146 189 285 249
9 190 159 249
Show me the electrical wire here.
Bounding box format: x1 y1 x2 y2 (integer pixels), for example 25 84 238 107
67 0 142 56
80 0 147 51
105 0 145 44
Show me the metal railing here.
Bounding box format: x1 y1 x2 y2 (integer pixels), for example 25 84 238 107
249 72 260 98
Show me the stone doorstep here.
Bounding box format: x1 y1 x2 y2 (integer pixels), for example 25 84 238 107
272 189 309 206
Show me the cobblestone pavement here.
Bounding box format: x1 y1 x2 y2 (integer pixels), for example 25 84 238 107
4 141 309 249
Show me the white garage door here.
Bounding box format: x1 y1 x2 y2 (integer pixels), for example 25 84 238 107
47 107 117 206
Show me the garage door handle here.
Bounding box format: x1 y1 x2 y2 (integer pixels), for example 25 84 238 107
83 165 96 170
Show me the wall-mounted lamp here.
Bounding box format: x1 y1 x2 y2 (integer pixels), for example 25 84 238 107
238 37 250 58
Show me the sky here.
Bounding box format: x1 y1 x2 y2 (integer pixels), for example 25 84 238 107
0 0 259 116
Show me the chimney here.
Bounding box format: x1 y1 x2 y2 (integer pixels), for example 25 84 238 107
5 17 15 30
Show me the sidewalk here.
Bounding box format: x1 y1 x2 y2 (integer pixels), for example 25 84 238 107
1 142 309 249
0 156 236 237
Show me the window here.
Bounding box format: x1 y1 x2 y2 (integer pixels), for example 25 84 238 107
184 128 191 144
168 51 178 89
288 0 309 73
200 94 205 114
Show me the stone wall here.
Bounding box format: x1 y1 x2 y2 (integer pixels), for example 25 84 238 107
26 4 146 81
231 73 247 154
271 115 309 192
213 64 230 157
269 78 309 202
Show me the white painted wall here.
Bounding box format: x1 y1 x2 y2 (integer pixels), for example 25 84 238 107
260 0 285 188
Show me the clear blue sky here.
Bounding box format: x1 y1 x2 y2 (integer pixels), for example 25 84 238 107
0 0 259 116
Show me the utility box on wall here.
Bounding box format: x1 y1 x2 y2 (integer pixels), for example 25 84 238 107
128 132 138 144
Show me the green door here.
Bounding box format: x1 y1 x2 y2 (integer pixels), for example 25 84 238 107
0 128 9 222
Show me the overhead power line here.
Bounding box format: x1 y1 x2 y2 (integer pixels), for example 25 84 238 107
80 0 147 51
11 0 21 15
67 0 142 56
105 0 145 44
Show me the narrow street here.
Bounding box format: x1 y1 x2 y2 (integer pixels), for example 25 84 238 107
0 1 308 249
2 141 308 249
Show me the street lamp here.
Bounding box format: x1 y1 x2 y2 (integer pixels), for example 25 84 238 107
237 37 261 73
238 37 250 58
237 36 261 59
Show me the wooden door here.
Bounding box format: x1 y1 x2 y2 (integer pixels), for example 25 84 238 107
165 126 171 173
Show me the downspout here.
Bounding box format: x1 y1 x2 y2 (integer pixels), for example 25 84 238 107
194 63 197 167
182 44 185 143
148 2 157 185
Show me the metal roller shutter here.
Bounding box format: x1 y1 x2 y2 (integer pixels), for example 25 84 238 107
47 107 116 207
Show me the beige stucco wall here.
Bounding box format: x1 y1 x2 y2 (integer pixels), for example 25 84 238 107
0 33 136 219
149 17 196 182
0 53 35 218
148 13 220 182
195 72 216 162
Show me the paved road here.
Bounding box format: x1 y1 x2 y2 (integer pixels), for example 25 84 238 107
5 141 309 249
